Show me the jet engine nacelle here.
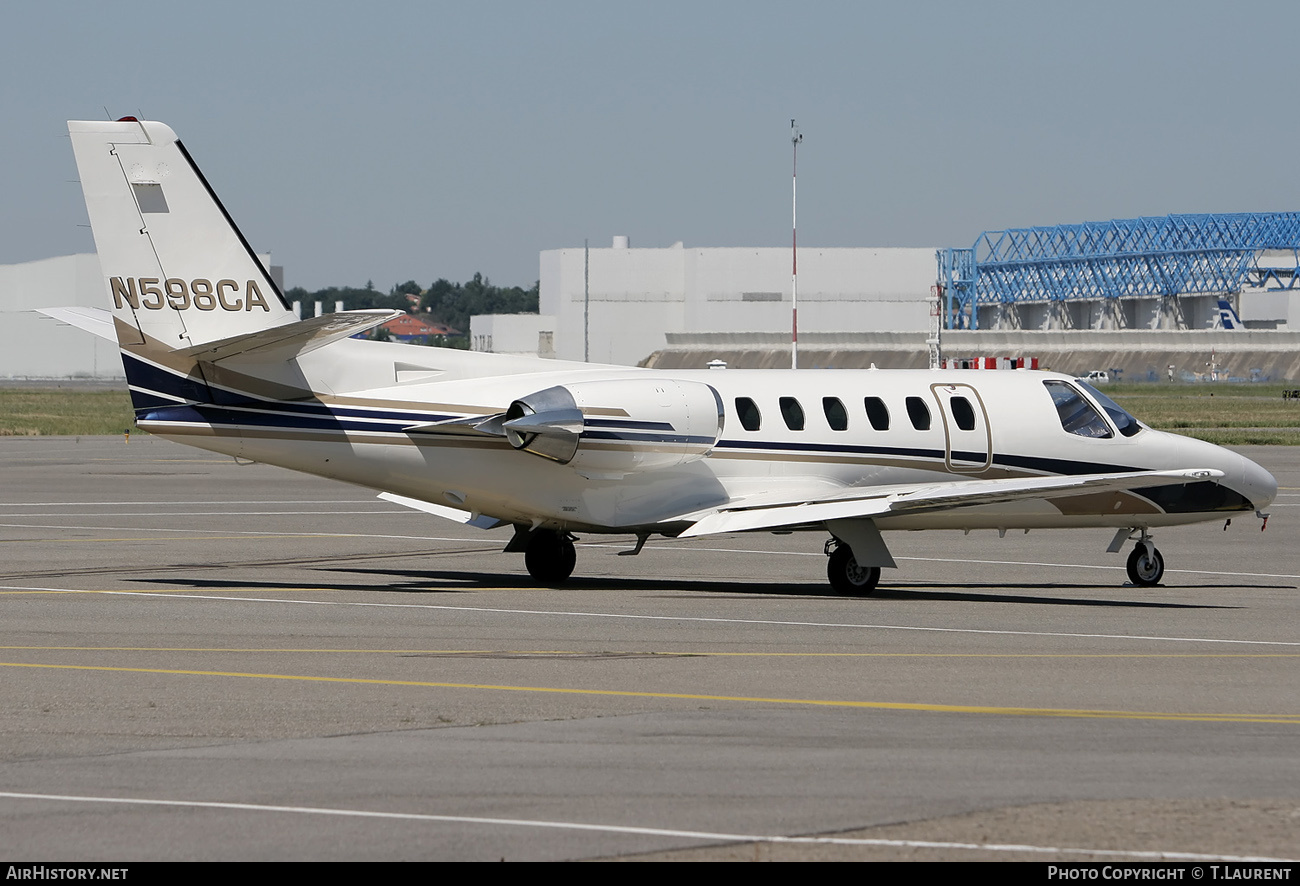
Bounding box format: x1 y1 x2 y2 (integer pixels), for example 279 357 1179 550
502 378 724 476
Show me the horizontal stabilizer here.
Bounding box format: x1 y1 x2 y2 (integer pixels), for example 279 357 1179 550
378 492 504 530
678 468 1225 537
176 310 399 363
35 306 116 341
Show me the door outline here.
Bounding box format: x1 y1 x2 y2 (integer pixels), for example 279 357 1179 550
929 383 992 473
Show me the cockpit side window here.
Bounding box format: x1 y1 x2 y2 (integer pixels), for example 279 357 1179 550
1044 381 1112 439
1076 381 1142 437
735 397 761 431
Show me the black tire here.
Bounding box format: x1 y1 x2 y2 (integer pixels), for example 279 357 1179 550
827 544 881 596
524 531 576 584
1126 543 1164 587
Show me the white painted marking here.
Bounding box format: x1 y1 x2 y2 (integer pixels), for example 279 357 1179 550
0 790 1288 862
588 542 1300 581
0 522 481 543
897 555 1300 582
3 585 1294 648
0 510 411 517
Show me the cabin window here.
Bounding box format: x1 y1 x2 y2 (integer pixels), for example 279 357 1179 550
780 397 805 431
950 396 976 431
1076 381 1141 437
1044 381 1112 439
864 397 890 430
822 397 848 431
905 396 931 431
735 397 761 431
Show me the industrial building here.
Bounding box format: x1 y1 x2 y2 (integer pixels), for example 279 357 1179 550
485 214 1300 380
8 211 1300 381
531 242 935 365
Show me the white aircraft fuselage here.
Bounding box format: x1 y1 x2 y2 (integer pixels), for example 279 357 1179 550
49 118 1278 593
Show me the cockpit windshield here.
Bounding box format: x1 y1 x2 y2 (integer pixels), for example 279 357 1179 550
1044 381 1111 438
1075 381 1142 437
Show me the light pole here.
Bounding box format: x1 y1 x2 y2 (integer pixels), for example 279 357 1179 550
790 119 802 370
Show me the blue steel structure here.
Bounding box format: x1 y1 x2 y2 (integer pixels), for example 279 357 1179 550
936 212 1300 329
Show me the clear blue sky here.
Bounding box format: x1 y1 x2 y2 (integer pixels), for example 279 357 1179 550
3 0 1297 292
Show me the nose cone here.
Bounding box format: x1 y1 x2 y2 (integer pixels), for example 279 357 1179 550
1165 433 1277 513
1239 453 1278 511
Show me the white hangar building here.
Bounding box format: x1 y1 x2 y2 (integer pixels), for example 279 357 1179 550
528 240 937 366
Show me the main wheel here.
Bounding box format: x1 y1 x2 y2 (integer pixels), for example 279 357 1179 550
1126 543 1164 587
524 530 576 584
827 544 881 596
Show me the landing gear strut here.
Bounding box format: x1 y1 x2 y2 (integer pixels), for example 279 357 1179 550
524 529 577 584
825 539 881 596
1125 533 1165 587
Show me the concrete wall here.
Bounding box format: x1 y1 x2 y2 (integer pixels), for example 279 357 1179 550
646 329 1300 381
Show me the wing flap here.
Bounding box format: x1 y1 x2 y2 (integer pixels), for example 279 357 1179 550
677 468 1224 538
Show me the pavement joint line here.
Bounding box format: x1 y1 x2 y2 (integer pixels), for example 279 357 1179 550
1 645 1297 658
0 790 1292 861
2 586 1298 647
0 661 1297 724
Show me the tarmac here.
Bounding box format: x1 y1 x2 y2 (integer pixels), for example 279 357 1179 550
0 435 1296 861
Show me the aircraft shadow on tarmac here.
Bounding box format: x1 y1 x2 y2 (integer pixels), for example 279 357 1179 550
132 567 1248 609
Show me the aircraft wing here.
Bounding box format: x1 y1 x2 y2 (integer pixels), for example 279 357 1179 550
378 492 505 530
676 468 1224 537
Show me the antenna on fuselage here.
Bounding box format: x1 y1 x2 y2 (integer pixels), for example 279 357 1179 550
790 119 802 370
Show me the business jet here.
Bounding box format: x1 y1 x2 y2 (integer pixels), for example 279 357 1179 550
43 118 1278 594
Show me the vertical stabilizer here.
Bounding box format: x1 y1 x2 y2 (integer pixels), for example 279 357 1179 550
68 119 296 352
1216 298 1243 331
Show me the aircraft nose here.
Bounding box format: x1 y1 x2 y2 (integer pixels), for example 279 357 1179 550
1238 454 1278 511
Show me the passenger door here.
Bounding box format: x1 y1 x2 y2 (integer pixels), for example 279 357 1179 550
930 383 991 473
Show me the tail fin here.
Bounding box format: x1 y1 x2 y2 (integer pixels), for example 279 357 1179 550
70 118 303 410
68 119 296 351
1217 298 1243 331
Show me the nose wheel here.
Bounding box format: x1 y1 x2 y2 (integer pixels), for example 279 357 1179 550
1125 539 1164 587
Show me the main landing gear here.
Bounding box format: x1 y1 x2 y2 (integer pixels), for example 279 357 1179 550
825 539 881 596
523 529 577 584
